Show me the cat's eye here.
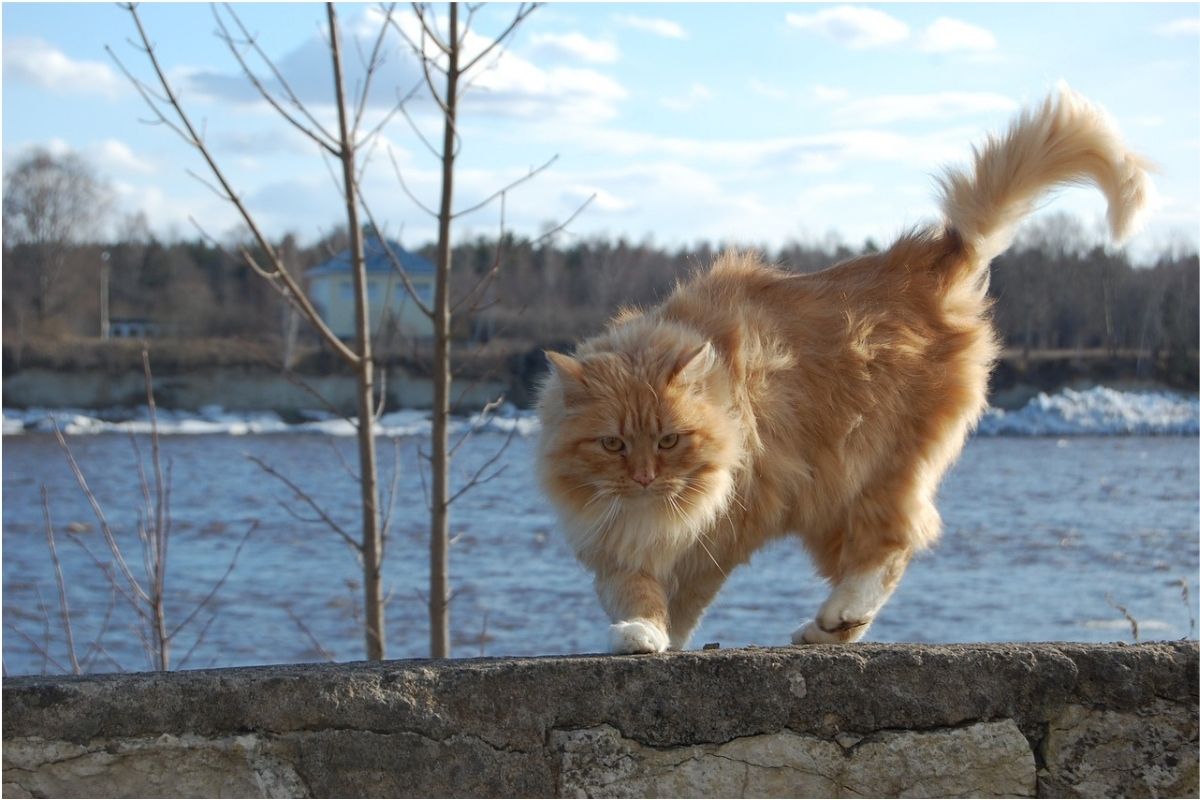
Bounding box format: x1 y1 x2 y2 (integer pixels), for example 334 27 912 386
600 436 625 453
658 433 679 449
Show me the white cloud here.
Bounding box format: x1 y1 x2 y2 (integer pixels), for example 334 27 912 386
660 83 713 112
832 91 1017 125
918 18 998 54
565 186 632 213
812 85 851 104
183 9 628 125
785 6 909 49
91 139 157 176
614 14 688 40
1153 17 1200 37
4 37 124 98
529 32 619 64
556 123 987 177
749 79 788 101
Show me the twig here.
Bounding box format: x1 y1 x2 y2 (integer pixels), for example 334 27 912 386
281 369 359 429
446 422 517 507
1106 593 1140 643
285 607 337 662
326 438 361 483
388 146 440 219
247 455 361 552
40 486 80 674
214 3 340 153
359 193 435 318
173 611 219 672
80 581 120 673
352 3 398 136
380 437 403 554
4 621 69 674
452 155 559 220
1179 578 1196 638
52 418 149 607
167 521 258 640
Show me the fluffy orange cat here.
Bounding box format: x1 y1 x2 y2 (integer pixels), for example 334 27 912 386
537 86 1153 654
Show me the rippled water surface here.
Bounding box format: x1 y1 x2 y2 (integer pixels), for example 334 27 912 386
4 432 1197 675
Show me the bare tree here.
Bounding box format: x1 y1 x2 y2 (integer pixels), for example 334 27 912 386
388 2 592 657
110 2 400 659
24 350 255 674
2 149 113 331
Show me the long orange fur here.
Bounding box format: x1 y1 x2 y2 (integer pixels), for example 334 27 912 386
537 86 1153 653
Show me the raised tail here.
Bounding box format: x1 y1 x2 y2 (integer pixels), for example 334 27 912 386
937 84 1154 281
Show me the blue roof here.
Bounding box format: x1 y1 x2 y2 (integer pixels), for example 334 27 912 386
307 235 435 278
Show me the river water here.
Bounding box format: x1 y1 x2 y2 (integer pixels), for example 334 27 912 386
3 393 1197 675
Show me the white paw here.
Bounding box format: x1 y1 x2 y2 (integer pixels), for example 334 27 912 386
610 619 669 654
791 619 859 645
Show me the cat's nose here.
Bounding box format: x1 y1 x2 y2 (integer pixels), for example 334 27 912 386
632 471 656 487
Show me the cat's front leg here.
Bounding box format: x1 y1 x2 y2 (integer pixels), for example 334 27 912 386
595 569 670 654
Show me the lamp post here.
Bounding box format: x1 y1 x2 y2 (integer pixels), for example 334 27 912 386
100 250 111 340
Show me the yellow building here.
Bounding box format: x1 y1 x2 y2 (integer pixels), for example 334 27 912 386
307 235 435 341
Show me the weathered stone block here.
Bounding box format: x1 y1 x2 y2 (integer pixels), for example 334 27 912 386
1038 700 1199 798
553 719 1035 798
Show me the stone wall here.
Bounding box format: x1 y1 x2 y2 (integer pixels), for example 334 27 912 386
3 642 1196 798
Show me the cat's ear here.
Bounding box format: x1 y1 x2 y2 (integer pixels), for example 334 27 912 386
545 350 586 384
668 341 717 386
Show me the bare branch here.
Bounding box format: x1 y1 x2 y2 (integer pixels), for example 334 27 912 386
113 3 361 366
52 419 149 607
358 193 435 318
80 581 120 673
388 146 439 218
167 521 258 641
40 486 79 674
452 155 558 220
173 612 219 671
389 14 452 117
352 2 398 136
399 98 442 160
380 437 403 554
4 621 69 674
459 2 539 75
446 422 518 507
247 455 362 553
281 368 359 429
286 607 337 662
326 437 361 483
374 365 388 420
215 3 340 153
533 191 597 247
412 2 452 55
449 393 505 458
185 168 234 202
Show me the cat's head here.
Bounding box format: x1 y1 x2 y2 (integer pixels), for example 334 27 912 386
537 319 742 567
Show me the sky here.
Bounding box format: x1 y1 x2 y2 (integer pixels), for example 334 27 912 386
3 2 1199 262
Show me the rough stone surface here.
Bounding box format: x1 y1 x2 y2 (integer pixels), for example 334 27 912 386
553 720 1035 798
3 642 1196 798
1037 700 1199 798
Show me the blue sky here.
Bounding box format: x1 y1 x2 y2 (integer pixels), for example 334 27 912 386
4 2 1199 261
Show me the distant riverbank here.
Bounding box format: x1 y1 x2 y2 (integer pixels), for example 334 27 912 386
3 337 1195 413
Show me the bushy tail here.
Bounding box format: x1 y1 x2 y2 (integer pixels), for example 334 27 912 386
938 84 1153 280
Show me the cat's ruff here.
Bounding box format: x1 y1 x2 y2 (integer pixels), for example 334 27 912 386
537 85 1153 655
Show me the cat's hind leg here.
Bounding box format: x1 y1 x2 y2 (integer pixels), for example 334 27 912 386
793 493 935 644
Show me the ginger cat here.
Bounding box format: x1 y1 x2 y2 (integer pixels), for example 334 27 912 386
537 86 1153 654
